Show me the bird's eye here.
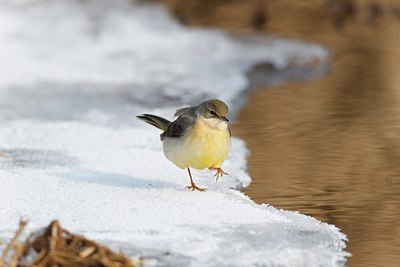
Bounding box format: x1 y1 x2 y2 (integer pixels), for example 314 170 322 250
210 110 217 116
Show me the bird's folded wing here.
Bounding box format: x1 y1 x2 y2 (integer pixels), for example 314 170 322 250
160 116 194 140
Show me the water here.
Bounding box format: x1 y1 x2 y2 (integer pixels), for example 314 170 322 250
232 3 400 267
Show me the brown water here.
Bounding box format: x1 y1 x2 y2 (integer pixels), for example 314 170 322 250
231 3 400 267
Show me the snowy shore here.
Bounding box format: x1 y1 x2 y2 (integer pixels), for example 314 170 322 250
0 0 348 266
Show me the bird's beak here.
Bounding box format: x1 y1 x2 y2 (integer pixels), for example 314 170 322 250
221 116 229 122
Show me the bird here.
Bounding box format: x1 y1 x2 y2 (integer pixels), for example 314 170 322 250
137 99 231 191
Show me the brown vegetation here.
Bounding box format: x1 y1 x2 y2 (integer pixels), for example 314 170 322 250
0 221 145 267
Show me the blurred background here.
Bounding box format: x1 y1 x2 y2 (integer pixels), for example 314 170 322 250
154 0 400 266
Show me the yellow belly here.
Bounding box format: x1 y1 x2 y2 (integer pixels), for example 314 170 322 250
162 119 231 170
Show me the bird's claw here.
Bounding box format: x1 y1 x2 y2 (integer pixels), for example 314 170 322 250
212 168 228 181
186 184 206 192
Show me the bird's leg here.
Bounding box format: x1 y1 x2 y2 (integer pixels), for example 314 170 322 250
210 167 228 180
185 168 206 192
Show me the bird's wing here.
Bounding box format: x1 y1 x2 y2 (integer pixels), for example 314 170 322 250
160 116 194 140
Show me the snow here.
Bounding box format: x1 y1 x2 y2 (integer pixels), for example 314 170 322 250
0 0 348 266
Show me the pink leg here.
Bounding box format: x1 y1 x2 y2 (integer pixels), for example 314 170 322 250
185 168 206 192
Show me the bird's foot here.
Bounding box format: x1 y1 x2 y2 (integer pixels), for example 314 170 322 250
185 183 206 192
211 167 228 181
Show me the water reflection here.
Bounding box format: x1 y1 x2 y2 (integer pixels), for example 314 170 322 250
233 4 400 266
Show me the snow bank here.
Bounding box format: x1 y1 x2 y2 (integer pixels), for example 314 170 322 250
0 0 348 266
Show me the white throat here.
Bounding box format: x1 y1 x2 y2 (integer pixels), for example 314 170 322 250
203 117 228 130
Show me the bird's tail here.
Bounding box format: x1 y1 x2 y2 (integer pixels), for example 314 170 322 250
136 114 171 131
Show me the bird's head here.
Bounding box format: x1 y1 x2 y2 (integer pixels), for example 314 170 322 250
198 99 229 129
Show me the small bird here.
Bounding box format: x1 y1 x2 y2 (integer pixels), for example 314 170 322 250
137 99 231 191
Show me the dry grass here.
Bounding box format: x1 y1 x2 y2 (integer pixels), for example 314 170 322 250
0 221 145 267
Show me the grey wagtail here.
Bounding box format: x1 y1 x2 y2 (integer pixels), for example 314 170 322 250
137 99 231 191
